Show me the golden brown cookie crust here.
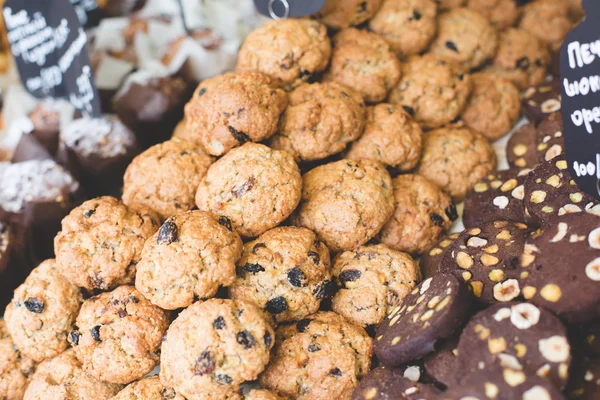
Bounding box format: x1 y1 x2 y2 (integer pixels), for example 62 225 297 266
417 128 497 201
345 103 422 171
0 321 35 400
112 376 185 400
466 0 520 30
122 138 214 221
519 0 574 52
332 244 420 327
195 143 302 238
369 0 438 57
324 28 401 103
245 389 287 400
70 286 169 385
184 72 288 156
136 211 243 310
294 159 394 253
436 0 466 10
270 82 366 162
237 19 331 90
315 0 383 29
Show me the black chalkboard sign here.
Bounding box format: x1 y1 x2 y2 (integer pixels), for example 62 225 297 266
2 0 101 118
254 0 326 19
70 0 102 28
560 0 600 199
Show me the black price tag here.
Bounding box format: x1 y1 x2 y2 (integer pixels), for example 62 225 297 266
2 0 102 118
254 0 326 19
70 0 102 28
560 0 600 199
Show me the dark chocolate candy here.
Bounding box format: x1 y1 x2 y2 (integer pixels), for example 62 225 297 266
420 232 459 279
351 366 441 400
506 123 538 169
522 80 561 124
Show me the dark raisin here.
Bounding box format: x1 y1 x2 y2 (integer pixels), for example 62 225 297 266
264 331 272 347
24 297 44 313
287 267 307 287
430 213 445 226
160 387 178 399
83 209 95 218
296 319 312 332
157 218 178 245
516 56 530 71
402 105 415 116
228 126 250 144
232 176 255 197
514 0 532 6
198 87 207 96
266 297 288 314
244 262 265 274
340 91 349 98
193 351 216 375
409 10 421 20
236 331 255 349
218 216 233 231
252 243 267 254
339 270 362 283
535 58 543 67
308 344 321 352
358 1 367 12
457 73 464 81
215 374 233 385
213 316 225 330
445 202 458 221
69 331 80 345
299 69 312 79
118 309 127 318
314 280 334 300
329 367 342 377
129 296 139 303
308 251 320 265
91 325 102 342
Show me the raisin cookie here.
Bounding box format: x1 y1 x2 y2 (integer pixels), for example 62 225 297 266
369 0 438 57
70 286 169 384
160 299 275 400
23 349 122 400
260 312 372 400
436 0 466 9
245 389 287 400
229 226 331 323
487 28 550 90
183 72 287 156
378 174 457 255
122 138 214 220
237 19 331 90
345 103 423 172
506 123 538 169
519 0 574 52
270 82 366 162
351 366 442 400
461 73 522 141
0 320 35 400
389 55 472 129
522 79 562 123
294 159 394 253
420 232 460 279
332 243 420 327
195 143 302 238
54 196 160 291
466 0 520 30
325 28 401 103
112 376 184 400
5 259 82 363
417 127 497 202
136 211 243 310
315 0 383 29
429 7 498 71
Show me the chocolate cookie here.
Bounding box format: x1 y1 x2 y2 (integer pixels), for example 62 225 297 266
136 211 243 310
237 19 331 90
160 299 275 400
417 127 497 202
389 55 472 129
429 7 498 71
463 169 529 228
345 103 423 172
456 302 571 389
534 113 565 164
378 174 457 255
351 366 441 400
374 274 473 367
0 320 35 400
466 0 520 30
420 232 460 279
54 196 160 291
325 28 401 103
195 143 302 238
565 355 600 400
270 82 366 162
369 0 438 57
315 0 383 29
423 335 460 388
112 376 184 400
522 80 562 124
506 123 538 169
294 159 394 252
184 71 287 156
332 243 420 327
260 312 372 400
229 226 332 323
519 0 574 52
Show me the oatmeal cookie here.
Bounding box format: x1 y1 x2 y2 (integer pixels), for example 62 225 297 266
378 174 457 255
461 73 522 141
183 72 287 156
160 299 275 400
245 389 287 400
5 259 82 363
23 349 122 400
136 211 243 310
519 0 574 52
332 244 420 327
466 0 520 30
54 196 160 291
315 0 383 29
417 128 497 202
436 0 466 9
369 0 438 57
237 19 331 90
389 55 472 129
270 82 366 162
429 7 498 71
69 286 169 384
260 312 372 400
0 320 35 400
195 143 302 238
294 159 394 253
325 28 401 103
112 376 185 400
345 103 422 172
122 138 214 220
229 226 332 323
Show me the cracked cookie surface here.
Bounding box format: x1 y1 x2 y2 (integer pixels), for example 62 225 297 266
112 376 185 400
466 0 520 30
315 0 383 29
0 320 35 400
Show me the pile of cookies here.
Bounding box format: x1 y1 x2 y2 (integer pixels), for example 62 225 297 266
1 0 599 399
